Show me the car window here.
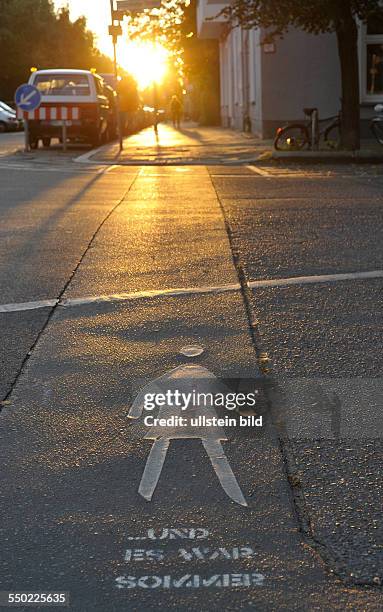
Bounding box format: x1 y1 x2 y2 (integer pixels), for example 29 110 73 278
33 74 91 96
0 101 15 113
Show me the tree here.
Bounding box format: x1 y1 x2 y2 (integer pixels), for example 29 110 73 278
126 0 220 123
220 0 383 150
0 0 113 100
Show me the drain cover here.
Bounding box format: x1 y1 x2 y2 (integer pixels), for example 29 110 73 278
180 345 204 357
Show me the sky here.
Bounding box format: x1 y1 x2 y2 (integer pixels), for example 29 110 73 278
53 1 113 57
52 1 170 88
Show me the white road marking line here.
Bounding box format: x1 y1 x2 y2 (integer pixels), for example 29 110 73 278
0 163 110 174
248 269 383 289
102 164 119 174
0 299 58 313
1 270 383 314
246 165 336 179
74 143 113 164
246 165 272 177
1 161 124 174
59 283 241 307
0 283 241 314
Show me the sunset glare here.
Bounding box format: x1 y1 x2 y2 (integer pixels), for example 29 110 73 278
53 1 169 90
118 41 169 89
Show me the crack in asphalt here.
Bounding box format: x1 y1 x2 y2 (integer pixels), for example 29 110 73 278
0 169 140 411
207 169 383 592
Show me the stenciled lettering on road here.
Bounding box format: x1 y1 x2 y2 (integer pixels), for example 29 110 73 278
124 546 256 562
116 527 265 591
128 364 248 506
115 573 265 589
126 527 209 541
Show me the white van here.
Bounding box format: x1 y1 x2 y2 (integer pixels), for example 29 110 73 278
27 69 112 148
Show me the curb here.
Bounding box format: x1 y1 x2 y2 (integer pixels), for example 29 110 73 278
73 142 113 164
271 150 383 163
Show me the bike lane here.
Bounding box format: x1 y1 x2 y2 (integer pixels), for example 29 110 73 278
0 166 380 611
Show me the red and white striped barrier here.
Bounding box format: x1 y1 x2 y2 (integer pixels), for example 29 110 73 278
17 106 80 121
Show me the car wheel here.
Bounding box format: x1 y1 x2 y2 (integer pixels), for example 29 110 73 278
29 138 39 150
42 138 51 148
0 122 6 133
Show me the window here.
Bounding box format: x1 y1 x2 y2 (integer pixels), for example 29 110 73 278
34 74 91 97
362 15 383 101
366 43 383 95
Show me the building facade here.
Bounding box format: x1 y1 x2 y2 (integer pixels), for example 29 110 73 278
197 0 383 137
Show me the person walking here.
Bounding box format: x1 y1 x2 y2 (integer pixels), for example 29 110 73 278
170 94 182 129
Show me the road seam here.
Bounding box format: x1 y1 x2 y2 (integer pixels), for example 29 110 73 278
208 173 356 588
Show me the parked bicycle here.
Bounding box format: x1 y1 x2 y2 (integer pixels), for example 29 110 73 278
370 104 383 145
274 107 341 151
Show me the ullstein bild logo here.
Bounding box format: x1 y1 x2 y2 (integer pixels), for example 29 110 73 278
142 413 263 428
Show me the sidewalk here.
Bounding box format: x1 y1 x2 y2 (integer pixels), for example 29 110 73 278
85 124 383 166
271 138 383 163
88 122 272 165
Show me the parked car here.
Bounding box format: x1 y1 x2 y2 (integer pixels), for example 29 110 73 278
0 102 19 132
27 69 111 148
1 102 24 130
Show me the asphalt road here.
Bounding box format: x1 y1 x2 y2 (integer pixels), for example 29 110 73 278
0 131 24 157
212 165 383 587
0 129 382 611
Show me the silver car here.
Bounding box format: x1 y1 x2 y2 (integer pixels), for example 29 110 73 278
0 102 20 132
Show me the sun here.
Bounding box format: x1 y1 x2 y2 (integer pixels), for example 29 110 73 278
117 40 169 90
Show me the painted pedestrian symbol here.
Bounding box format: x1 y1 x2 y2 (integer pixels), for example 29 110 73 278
15 84 42 112
128 364 248 506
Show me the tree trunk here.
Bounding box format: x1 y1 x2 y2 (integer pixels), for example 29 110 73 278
336 4 360 150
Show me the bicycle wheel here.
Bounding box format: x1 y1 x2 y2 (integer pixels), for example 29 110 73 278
371 119 383 145
274 124 309 151
324 122 340 149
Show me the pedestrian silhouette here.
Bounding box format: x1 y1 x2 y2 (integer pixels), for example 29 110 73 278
128 363 247 506
170 94 182 129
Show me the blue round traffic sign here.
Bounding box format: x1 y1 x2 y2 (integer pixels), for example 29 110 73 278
15 84 41 112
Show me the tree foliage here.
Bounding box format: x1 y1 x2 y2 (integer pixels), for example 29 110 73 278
0 0 114 99
220 0 383 149
221 0 383 37
126 0 220 122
